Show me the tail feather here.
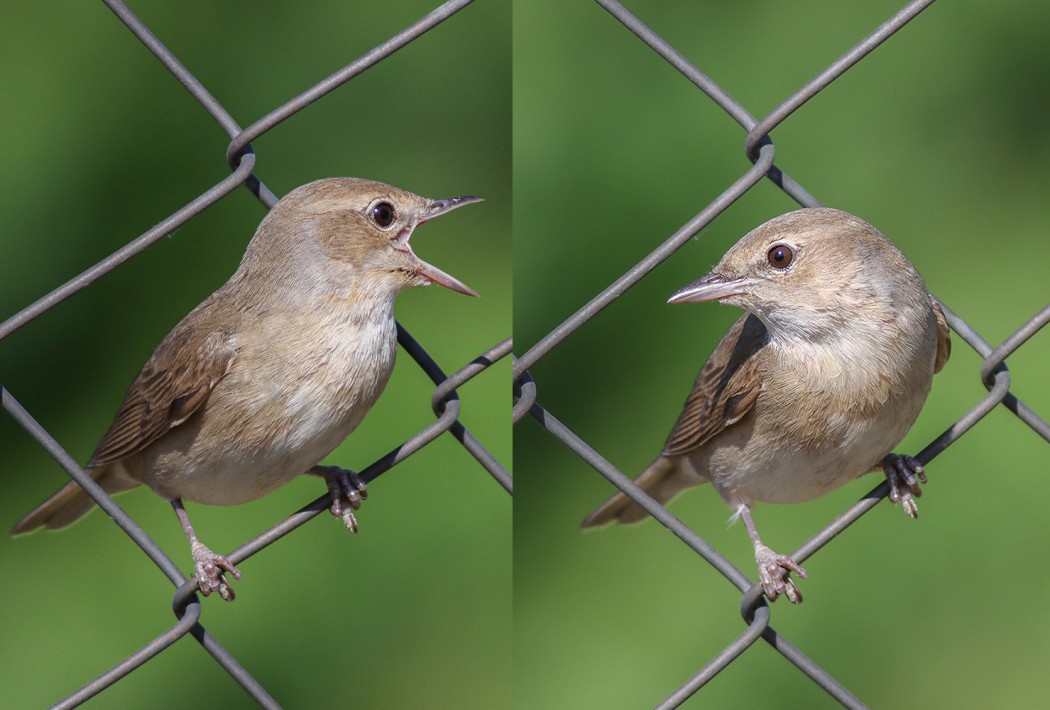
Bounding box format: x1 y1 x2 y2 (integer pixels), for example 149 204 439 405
581 456 705 528
12 465 140 535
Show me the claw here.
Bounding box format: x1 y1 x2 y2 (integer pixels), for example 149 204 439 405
191 540 242 602
755 544 807 604
315 465 369 533
882 454 927 519
173 499 241 601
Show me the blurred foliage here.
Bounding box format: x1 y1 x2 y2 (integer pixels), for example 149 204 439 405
0 2 509 709
514 1 1049 709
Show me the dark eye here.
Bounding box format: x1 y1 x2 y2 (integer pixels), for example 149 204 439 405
767 244 794 269
371 202 396 228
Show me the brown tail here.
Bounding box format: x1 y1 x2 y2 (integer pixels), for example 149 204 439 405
581 456 704 528
12 464 140 535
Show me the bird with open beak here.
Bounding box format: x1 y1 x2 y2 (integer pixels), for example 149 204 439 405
584 208 950 604
13 177 482 601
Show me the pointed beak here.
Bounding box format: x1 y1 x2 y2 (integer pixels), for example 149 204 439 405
424 195 484 222
414 258 479 297
410 195 484 297
667 272 750 304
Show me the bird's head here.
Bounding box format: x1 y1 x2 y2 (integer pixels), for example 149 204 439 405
245 177 481 299
668 208 927 342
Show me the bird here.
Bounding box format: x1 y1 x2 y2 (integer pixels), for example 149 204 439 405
13 177 482 601
583 207 950 604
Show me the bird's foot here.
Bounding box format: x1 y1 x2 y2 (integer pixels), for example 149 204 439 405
881 454 927 519
190 540 241 602
316 465 368 533
754 544 807 604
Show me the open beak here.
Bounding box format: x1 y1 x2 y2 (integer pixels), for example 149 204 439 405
424 195 484 222
414 257 479 297
409 195 484 297
667 272 749 304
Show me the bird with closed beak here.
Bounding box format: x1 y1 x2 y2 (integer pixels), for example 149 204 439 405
13 177 482 601
583 207 950 604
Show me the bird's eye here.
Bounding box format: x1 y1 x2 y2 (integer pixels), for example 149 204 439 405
767 244 794 269
370 202 396 228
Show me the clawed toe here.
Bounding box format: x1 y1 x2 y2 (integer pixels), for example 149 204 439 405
882 454 927 519
755 544 807 604
191 541 242 602
316 465 369 533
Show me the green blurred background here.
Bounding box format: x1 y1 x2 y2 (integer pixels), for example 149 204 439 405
0 2 509 708
515 1 1049 709
5 1 1050 708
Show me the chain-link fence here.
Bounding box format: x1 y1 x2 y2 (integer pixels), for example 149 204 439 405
6 0 1050 707
1 2 509 707
514 1 1049 707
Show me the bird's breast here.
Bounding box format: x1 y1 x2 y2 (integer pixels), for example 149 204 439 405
702 321 937 507
140 304 399 505
270 313 398 452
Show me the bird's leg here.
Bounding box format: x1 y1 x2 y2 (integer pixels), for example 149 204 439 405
310 465 368 533
881 454 927 519
738 504 807 604
171 498 241 602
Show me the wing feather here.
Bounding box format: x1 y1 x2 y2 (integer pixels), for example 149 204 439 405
662 313 767 457
90 329 236 465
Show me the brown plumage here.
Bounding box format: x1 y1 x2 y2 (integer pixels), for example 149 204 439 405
13 177 481 601
584 208 950 603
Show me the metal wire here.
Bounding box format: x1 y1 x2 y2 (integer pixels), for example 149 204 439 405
1 1 508 707
513 1 1049 708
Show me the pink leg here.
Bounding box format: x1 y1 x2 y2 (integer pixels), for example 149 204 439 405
739 503 807 604
172 499 241 602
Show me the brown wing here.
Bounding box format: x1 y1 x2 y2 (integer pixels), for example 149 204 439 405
662 313 767 457
90 328 236 465
931 295 951 374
